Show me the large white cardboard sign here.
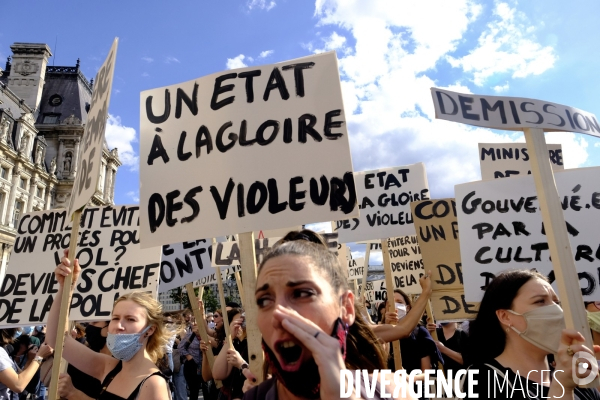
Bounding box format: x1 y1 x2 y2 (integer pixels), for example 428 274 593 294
68 39 118 216
456 167 600 301
334 163 429 243
0 206 161 327
140 52 358 248
431 88 600 137
479 143 563 180
212 232 341 267
387 235 424 295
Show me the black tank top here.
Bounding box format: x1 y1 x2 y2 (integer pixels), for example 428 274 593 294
97 361 171 400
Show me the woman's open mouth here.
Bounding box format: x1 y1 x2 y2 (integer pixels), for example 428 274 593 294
276 340 304 371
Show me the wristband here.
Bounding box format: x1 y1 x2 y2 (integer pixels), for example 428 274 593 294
34 356 43 364
240 363 249 370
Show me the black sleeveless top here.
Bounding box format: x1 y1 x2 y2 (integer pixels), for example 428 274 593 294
98 361 171 400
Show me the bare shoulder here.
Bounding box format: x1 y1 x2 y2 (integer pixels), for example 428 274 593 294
138 373 170 400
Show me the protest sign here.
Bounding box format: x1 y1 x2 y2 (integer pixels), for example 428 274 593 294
347 258 365 280
226 226 303 241
431 88 600 137
212 232 341 267
158 240 212 292
478 143 563 180
357 240 382 251
255 226 302 239
387 236 424 295
411 199 479 321
358 279 387 306
0 206 161 326
455 167 600 301
338 242 350 263
139 52 358 248
334 164 428 243
68 39 118 216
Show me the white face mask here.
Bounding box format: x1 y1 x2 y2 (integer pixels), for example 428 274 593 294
395 303 407 318
508 303 565 354
208 321 216 330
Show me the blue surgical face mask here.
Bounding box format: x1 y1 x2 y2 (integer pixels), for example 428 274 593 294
208 321 216 330
107 326 151 361
22 326 33 335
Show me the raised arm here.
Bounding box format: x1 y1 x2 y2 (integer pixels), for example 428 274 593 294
46 250 116 381
200 340 213 381
371 272 432 343
0 344 52 393
212 317 244 380
197 300 216 337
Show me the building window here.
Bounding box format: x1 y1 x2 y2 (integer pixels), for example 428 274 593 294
19 178 26 189
13 201 23 227
42 113 61 124
0 167 7 180
36 187 41 197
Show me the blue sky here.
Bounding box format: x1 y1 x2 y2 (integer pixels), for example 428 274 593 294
1 0 598 250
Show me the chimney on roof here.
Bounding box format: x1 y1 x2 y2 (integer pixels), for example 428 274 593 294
7 43 52 115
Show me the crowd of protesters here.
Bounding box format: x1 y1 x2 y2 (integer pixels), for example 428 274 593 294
1 230 600 399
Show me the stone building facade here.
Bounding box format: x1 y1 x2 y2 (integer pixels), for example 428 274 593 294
0 42 121 283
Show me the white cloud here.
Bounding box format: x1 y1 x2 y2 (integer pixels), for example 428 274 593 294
304 222 333 234
544 132 588 169
309 0 580 200
493 82 509 93
105 114 139 171
446 2 557 86
313 31 349 54
165 56 180 64
126 191 140 203
226 54 248 69
248 0 276 11
141 56 154 63
259 50 274 58
141 72 150 77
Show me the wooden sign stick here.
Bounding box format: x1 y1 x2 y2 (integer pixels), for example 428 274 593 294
239 232 264 384
425 300 445 372
216 267 234 348
48 210 82 400
351 279 359 297
360 244 371 305
186 283 217 368
234 270 245 308
186 283 222 388
381 238 403 370
524 128 599 386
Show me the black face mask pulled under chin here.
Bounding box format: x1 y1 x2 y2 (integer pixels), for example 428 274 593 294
262 317 348 399
85 325 107 352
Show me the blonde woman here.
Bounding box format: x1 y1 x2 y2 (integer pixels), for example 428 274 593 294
46 250 174 400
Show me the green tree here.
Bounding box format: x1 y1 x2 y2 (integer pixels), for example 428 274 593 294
168 287 190 310
202 287 220 313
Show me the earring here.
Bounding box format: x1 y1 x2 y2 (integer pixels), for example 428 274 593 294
505 324 511 333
